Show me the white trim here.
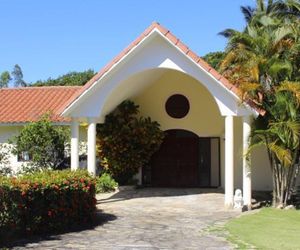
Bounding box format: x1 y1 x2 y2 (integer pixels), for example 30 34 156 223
152 28 259 117
225 115 234 208
243 116 252 209
71 118 79 171
62 28 258 118
62 29 159 117
87 117 97 176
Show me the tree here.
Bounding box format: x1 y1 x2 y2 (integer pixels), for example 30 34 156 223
202 52 225 70
97 100 164 184
0 71 11 88
11 115 70 171
32 70 95 86
219 11 300 103
12 64 27 87
239 0 300 25
219 0 300 207
249 85 300 207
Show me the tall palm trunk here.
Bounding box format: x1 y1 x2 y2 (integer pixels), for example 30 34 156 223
271 155 300 207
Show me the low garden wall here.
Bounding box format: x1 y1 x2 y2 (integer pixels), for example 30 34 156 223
0 170 96 241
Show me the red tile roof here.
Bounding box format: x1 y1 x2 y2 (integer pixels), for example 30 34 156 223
62 22 265 116
0 86 81 123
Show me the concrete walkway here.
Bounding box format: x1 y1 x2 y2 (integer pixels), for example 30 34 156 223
11 188 240 250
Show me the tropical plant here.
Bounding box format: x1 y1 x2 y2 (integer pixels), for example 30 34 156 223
219 0 300 207
249 86 300 207
11 114 70 172
240 0 300 25
96 173 118 193
97 100 164 185
202 51 225 69
219 14 300 103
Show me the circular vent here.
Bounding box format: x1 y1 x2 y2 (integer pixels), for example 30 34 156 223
165 94 190 119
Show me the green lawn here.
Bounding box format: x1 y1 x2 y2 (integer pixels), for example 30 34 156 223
224 208 300 250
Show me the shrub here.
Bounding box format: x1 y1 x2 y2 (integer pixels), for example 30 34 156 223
0 170 96 242
0 143 12 176
11 114 70 172
97 100 164 184
96 173 118 193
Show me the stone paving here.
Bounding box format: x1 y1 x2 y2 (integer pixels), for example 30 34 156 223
10 188 240 250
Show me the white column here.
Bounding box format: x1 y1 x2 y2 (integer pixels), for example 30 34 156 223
225 115 234 208
243 116 252 209
71 118 79 171
87 118 97 176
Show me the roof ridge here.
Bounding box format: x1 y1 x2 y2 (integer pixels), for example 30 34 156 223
61 22 265 116
0 86 82 91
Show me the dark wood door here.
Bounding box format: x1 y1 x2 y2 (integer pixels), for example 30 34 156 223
198 138 211 187
150 130 201 187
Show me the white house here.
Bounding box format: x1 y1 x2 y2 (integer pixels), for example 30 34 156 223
0 22 272 208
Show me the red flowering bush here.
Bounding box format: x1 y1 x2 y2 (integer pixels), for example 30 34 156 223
0 170 96 241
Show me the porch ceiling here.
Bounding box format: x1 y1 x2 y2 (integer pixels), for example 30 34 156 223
101 69 167 118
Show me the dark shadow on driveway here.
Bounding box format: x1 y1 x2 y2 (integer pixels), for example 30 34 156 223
0 211 117 249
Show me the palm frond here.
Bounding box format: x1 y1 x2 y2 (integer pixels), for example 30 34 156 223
241 5 256 23
272 25 293 45
219 51 237 71
277 81 300 104
269 60 293 79
269 121 300 148
257 0 266 12
268 141 292 167
218 29 237 38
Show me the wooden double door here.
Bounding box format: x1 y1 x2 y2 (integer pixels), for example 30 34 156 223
147 130 219 187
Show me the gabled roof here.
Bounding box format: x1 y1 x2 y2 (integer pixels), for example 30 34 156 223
0 86 81 124
62 22 265 116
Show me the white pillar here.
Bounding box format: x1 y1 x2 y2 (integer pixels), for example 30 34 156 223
71 118 79 171
243 116 252 209
87 118 97 176
225 115 234 208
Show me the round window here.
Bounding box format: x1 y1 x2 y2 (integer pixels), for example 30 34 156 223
165 94 190 118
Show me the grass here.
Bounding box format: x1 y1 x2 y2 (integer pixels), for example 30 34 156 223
224 208 300 250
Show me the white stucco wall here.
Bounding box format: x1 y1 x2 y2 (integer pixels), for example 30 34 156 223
0 68 272 190
0 126 23 173
0 125 88 174
132 70 272 191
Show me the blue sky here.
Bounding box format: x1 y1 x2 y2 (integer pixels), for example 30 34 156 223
0 0 255 83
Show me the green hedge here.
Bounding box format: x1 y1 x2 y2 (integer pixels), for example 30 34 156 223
0 170 96 241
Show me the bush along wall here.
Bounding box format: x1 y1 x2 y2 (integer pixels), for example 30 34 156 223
97 100 164 184
0 170 96 242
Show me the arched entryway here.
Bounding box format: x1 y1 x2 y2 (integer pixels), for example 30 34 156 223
143 129 220 187
64 23 259 207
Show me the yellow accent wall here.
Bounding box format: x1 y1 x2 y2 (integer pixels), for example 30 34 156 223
132 70 273 190
133 70 224 137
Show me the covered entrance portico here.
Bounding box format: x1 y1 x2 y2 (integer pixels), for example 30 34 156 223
61 22 263 208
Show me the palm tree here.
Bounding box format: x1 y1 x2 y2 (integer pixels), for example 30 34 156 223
219 12 299 102
219 0 300 207
240 0 300 25
249 86 300 207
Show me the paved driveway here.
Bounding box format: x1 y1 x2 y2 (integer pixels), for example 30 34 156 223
12 188 239 250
